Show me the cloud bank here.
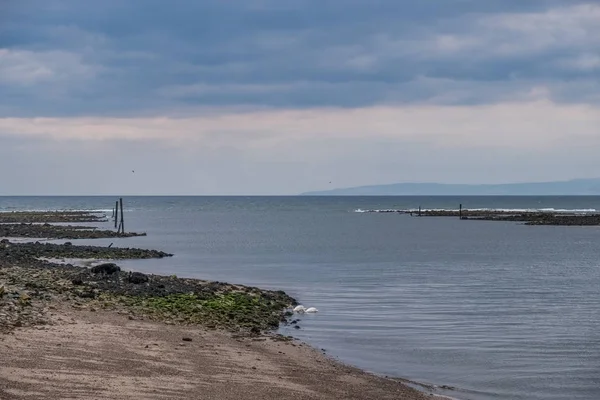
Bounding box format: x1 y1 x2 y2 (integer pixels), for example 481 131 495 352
1 0 599 194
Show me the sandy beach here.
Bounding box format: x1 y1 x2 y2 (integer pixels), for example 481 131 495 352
0 304 430 400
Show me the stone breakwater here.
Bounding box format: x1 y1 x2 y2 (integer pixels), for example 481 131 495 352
0 211 107 223
1 241 172 263
0 223 146 239
417 210 600 226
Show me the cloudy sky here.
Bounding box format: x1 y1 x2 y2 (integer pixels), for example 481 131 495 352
1 0 599 195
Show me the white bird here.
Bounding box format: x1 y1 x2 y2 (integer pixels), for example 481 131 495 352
293 305 306 313
293 305 318 314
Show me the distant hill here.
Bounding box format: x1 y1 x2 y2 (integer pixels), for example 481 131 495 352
301 179 600 196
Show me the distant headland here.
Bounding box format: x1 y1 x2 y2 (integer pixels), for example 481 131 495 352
301 178 600 196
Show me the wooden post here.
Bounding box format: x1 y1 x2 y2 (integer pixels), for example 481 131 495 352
459 204 463 219
418 206 422 217
119 197 125 234
114 201 119 229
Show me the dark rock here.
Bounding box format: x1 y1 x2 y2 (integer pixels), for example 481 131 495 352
64 242 72 246
77 291 96 299
128 272 149 284
294 325 301 329
0 239 9 244
91 263 120 275
182 337 193 342
71 278 84 285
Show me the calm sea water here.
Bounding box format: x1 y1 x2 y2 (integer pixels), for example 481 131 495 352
1 196 599 400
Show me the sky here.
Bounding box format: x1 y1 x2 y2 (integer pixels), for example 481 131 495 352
1 0 599 195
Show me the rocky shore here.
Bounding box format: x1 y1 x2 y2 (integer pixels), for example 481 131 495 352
0 255 295 335
0 211 296 336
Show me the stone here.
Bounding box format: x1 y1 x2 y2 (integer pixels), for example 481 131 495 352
182 337 193 342
127 272 149 284
90 263 120 275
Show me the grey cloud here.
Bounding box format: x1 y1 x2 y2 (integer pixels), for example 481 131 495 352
0 0 598 117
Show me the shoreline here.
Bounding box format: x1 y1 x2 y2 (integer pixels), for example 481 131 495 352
0 256 457 400
0 250 441 400
0 211 442 399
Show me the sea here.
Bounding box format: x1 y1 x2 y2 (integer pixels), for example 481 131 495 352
1 196 598 400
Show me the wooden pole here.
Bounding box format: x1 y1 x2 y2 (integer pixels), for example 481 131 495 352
459 203 463 219
114 201 119 229
418 206 421 217
119 197 124 234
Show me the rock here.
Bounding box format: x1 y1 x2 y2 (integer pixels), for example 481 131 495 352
182 337 193 342
77 291 96 299
0 239 9 244
71 278 84 285
127 272 149 284
64 242 72 246
90 263 120 275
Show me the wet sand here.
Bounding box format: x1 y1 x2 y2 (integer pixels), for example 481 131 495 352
0 305 431 400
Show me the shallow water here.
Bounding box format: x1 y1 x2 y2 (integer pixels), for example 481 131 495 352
1 196 599 400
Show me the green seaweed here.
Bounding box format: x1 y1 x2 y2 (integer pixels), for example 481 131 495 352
114 291 289 332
